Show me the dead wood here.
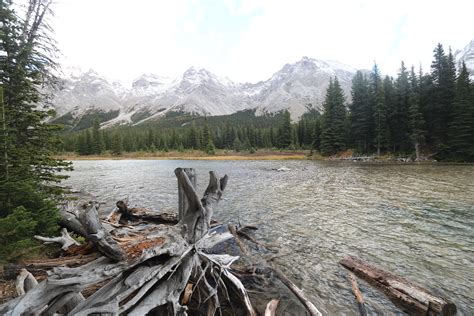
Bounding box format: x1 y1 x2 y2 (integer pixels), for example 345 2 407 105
348 272 367 316
15 269 37 296
34 227 79 250
340 255 456 315
271 267 322 316
0 167 320 316
78 202 125 261
265 299 279 316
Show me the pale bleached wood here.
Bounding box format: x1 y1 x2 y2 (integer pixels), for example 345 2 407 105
271 268 322 316
41 292 84 316
340 255 456 315
178 168 196 221
77 202 125 261
265 299 279 316
59 202 89 237
127 254 197 316
0 168 286 316
348 272 367 316
15 269 38 296
34 227 79 250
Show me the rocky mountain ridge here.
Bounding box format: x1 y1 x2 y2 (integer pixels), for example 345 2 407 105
52 57 359 129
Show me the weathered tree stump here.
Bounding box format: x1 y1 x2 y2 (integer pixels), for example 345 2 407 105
2 168 318 315
340 255 456 315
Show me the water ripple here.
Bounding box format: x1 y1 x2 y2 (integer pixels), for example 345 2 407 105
64 160 474 314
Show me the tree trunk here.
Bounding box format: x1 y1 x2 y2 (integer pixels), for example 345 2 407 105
415 141 420 161
340 256 456 315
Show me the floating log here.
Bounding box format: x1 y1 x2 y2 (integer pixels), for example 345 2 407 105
347 272 367 316
271 268 322 316
340 255 456 315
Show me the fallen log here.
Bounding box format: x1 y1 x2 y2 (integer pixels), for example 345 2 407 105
114 200 179 224
348 272 367 316
3 254 99 280
340 255 456 315
271 268 322 316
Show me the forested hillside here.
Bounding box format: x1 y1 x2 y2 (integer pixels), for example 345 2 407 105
57 43 473 162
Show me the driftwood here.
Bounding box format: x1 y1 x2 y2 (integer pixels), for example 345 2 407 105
1 168 318 315
34 228 79 250
347 272 367 316
271 268 322 316
265 299 279 316
340 255 456 315
15 269 37 296
113 200 179 225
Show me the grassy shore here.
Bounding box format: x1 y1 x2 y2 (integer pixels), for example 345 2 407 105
56 149 310 160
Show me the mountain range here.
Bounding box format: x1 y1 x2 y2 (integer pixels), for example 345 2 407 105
51 57 359 130
52 39 474 130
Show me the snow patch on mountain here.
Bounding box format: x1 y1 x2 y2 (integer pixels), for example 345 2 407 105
51 57 360 128
454 39 474 79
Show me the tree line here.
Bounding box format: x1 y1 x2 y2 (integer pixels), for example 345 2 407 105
58 109 319 155
321 44 473 161
58 43 473 162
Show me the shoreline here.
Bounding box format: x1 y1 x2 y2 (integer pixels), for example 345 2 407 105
55 150 310 161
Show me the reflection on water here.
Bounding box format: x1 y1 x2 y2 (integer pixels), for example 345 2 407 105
64 160 474 314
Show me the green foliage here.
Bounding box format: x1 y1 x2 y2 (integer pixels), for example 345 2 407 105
447 63 474 161
408 67 426 158
370 64 388 155
205 140 216 155
349 71 371 153
321 78 347 155
73 111 116 131
0 0 70 259
278 110 292 148
53 43 471 162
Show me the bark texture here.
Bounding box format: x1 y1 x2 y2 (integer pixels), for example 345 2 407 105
340 255 456 315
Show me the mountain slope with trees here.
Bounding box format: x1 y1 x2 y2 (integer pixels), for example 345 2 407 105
58 43 474 162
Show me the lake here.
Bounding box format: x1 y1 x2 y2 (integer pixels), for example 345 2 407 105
63 160 474 315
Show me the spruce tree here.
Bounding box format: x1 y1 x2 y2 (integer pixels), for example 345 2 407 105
447 62 473 161
429 44 456 150
390 62 410 152
111 133 123 155
370 64 388 156
408 67 426 160
91 118 104 154
321 78 347 155
0 0 71 254
349 71 371 153
279 110 292 148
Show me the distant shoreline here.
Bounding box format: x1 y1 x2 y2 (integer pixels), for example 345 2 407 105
55 150 309 161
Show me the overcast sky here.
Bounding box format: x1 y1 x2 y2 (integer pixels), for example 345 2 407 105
52 0 473 84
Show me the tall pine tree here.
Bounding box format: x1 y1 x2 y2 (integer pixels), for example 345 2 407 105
321 77 347 155
349 71 371 153
447 62 473 161
370 63 388 156
0 0 72 255
408 66 426 160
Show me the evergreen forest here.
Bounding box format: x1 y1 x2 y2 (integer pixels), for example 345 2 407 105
58 44 474 162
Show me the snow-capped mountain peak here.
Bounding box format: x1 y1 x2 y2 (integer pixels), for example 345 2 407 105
51 57 362 129
455 38 474 79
